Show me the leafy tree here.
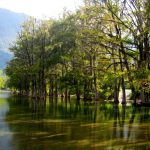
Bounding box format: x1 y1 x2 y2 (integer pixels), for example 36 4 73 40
6 0 150 104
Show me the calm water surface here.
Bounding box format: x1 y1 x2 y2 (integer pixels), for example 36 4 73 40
0 91 149 150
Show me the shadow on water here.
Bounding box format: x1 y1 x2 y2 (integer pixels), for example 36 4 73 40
1 94 150 150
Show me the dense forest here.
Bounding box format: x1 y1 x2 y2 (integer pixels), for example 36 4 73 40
6 0 150 104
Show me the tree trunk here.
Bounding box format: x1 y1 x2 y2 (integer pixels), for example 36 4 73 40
49 77 54 97
112 48 119 104
93 55 99 100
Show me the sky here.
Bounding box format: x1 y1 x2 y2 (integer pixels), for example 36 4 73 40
0 0 83 18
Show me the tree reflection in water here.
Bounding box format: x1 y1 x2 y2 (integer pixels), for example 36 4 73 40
3 95 150 150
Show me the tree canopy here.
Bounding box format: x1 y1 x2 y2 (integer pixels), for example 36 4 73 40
6 0 150 104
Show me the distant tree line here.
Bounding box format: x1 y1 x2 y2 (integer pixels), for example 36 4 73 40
6 0 150 104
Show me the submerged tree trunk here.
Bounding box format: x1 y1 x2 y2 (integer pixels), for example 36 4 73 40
39 33 46 99
112 47 119 104
32 75 37 99
65 88 68 102
49 77 54 97
118 47 126 104
25 77 30 96
54 76 58 99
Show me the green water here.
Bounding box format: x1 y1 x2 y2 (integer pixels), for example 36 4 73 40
0 91 149 150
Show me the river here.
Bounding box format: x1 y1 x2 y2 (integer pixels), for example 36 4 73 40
0 91 149 150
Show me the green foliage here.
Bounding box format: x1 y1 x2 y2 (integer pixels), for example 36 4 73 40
132 69 150 79
0 70 8 89
140 79 150 93
5 0 150 102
